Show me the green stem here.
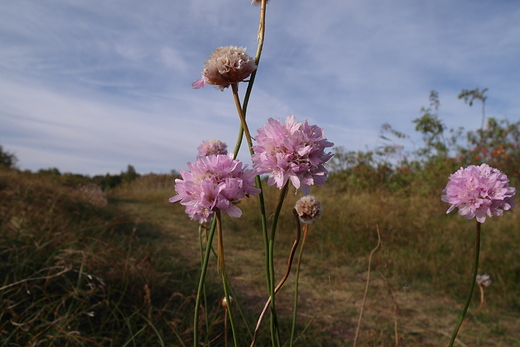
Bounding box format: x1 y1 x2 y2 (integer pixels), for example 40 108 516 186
268 183 289 347
193 217 217 347
448 221 481 347
231 81 271 339
231 84 254 158
198 224 211 345
290 224 308 347
231 0 267 158
216 210 239 347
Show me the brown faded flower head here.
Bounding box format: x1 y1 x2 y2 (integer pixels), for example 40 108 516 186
294 195 322 224
192 46 257 91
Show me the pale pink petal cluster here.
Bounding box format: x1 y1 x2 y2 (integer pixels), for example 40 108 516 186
252 115 334 195
169 154 260 223
476 274 492 287
441 163 515 223
197 139 228 157
192 46 257 91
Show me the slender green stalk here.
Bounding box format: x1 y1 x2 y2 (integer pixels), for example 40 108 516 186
230 82 273 342
448 221 481 347
198 224 210 345
231 0 267 157
229 0 271 316
193 217 217 347
290 223 309 346
225 277 254 339
229 3 278 344
459 284 486 333
216 210 239 347
250 208 302 347
231 84 254 157
268 183 289 347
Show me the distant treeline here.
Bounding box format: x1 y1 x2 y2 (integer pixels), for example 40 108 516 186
35 165 142 190
2 90 519 194
0 152 179 190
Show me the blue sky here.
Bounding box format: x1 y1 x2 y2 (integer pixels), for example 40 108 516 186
1 0 520 175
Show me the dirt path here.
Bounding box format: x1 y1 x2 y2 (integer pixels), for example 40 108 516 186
115 193 520 347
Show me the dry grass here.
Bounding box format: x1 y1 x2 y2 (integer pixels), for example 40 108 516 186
1 170 519 346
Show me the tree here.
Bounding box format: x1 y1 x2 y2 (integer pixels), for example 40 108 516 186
121 164 139 183
458 88 488 130
0 145 18 168
413 90 449 158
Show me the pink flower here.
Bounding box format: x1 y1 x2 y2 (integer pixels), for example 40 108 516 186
441 163 516 223
170 154 260 223
192 46 257 91
476 274 492 287
251 115 334 195
197 139 228 157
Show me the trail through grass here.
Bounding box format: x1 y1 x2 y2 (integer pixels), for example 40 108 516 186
1 171 519 346
113 179 520 346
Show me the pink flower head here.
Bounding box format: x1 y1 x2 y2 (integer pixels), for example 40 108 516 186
476 274 492 287
441 163 516 223
169 154 260 223
252 115 334 195
197 139 228 157
192 46 257 91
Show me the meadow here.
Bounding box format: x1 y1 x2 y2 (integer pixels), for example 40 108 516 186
1 161 519 346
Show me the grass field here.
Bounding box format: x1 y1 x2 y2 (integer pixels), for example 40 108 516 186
1 168 519 346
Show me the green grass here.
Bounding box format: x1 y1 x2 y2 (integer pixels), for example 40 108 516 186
1 169 519 346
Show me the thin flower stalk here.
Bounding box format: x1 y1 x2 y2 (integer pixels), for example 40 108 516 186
250 208 302 347
447 221 481 347
232 0 267 155
231 84 255 159
289 218 309 346
458 275 488 334
230 82 272 336
226 6 279 346
290 195 323 345
198 224 211 342
193 218 217 347
268 183 289 346
353 225 382 347
216 210 239 347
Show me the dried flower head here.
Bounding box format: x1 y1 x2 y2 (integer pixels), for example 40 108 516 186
476 274 492 287
192 46 257 91
197 139 228 157
252 115 334 195
169 154 260 223
294 195 322 224
441 163 516 223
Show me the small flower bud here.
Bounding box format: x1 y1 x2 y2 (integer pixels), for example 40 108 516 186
197 139 228 157
294 195 322 224
221 296 234 309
